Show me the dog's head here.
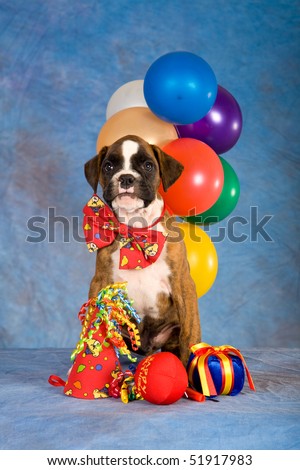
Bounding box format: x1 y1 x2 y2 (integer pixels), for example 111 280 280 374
84 135 183 212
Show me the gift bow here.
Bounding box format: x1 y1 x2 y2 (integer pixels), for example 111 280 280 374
188 342 256 397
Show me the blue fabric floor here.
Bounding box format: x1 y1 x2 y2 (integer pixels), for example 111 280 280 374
0 348 299 450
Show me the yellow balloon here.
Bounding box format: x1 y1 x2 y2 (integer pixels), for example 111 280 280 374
177 222 218 298
96 107 178 152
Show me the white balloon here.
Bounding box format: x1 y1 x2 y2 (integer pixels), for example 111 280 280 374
106 80 148 120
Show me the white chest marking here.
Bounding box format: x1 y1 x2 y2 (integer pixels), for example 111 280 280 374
111 246 171 319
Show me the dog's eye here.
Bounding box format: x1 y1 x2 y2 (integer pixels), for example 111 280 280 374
103 161 113 173
144 161 154 172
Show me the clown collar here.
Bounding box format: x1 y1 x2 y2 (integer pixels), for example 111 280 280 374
83 194 169 270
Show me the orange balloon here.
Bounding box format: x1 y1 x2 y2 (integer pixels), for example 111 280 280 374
96 107 178 152
177 222 218 297
160 138 224 217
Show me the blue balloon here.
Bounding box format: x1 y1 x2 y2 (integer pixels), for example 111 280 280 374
144 51 217 125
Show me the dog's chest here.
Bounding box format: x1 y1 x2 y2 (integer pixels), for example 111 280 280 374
111 246 171 318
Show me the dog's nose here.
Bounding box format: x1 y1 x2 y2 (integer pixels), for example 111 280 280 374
119 174 135 189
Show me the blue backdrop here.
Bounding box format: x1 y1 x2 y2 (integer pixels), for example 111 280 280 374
0 0 299 350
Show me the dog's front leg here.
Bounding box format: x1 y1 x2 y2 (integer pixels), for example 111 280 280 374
88 244 117 298
168 242 201 366
177 277 201 366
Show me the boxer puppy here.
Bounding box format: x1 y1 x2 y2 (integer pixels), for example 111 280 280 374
84 135 201 365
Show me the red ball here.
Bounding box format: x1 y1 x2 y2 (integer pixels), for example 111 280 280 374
135 352 188 405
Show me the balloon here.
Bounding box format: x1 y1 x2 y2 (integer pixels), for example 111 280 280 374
176 222 218 297
160 138 224 217
106 80 147 120
176 85 243 154
96 107 178 152
185 156 240 225
144 51 217 125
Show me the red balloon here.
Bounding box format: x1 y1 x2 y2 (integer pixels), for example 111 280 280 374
160 138 224 217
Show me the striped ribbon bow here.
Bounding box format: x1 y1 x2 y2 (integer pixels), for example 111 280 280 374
188 342 256 397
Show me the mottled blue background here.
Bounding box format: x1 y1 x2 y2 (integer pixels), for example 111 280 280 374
1 0 299 349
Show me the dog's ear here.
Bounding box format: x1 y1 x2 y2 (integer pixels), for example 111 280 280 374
151 145 184 192
84 146 108 193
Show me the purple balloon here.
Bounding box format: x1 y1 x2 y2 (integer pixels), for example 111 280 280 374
176 85 243 154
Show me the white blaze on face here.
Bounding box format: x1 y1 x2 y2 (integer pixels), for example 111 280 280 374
112 140 143 213
121 140 139 170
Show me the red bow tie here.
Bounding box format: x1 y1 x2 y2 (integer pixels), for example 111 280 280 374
83 195 168 270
